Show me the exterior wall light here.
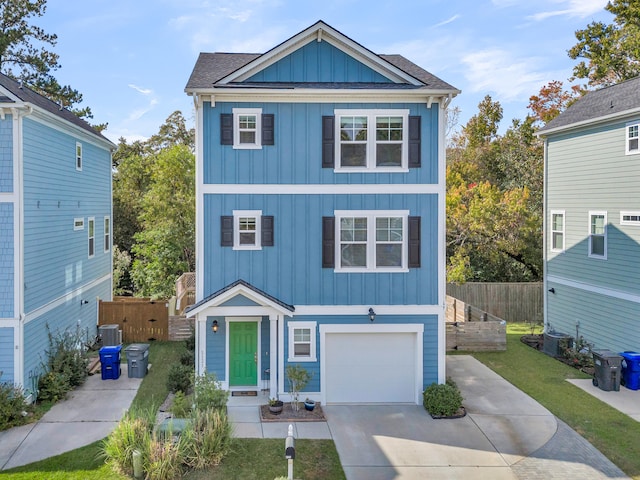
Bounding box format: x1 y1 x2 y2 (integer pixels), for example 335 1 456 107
368 308 376 322
212 319 219 333
548 288 555 294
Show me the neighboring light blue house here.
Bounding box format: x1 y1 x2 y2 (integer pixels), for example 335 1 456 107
0 73 114 396
538 77 640 353
185 21 459 404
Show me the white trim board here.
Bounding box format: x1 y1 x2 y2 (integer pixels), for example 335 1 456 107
547 275 640 305
293 305 442 315
200 184 443 195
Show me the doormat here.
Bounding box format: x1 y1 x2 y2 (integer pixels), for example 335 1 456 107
231 391 257 397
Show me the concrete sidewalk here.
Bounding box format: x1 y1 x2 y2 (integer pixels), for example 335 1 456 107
0 364 142 470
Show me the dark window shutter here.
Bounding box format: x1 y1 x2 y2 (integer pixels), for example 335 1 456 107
322 116 335 168
221 114 233 145
262 114 274 145
322 216 335 268
408 216 421 268
262 215 274 246
221 216 233 246
408 116 421 168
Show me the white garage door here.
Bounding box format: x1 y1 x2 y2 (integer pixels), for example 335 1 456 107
324 332 416 404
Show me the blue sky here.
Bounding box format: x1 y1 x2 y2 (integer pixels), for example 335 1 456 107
38 0 611 143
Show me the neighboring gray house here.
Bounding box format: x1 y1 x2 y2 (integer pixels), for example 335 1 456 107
537 77 640 352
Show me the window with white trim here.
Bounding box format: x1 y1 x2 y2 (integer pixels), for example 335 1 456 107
588 211 607 259
336 210 408 272
550 210 565 252
621 211 640 225
104 217 110 253
627 123 639 155
74 218 84 230
335 109 409 171
88 217 95 258
233 210 261 250
288 321 317 362
233 108 262 149
76 142 83 170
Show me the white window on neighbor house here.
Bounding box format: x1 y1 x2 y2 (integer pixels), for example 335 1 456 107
233 210 261 250
550 210 565 252
335 109 409 171
233 108 262 149
627 123 639 155
74 218 84 231
588 211 607 259
336 210 408 272
288 321 317 362
76 142 83 170
621 211 640 226
104 216 111 253
88 217 95 258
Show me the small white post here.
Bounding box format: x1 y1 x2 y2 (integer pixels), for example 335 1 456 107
285 423 295 480
132 449 143 479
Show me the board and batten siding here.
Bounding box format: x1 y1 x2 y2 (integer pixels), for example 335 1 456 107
202 102 440 185
546 119 640 295
0 116 12 192
0 327 13 383
21 118 112 312
0 203 14 318
246 39 393 84
203 193 438 306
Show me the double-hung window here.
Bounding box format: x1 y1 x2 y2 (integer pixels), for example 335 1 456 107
336 210 408 272
76 142 83 170
233 108 262 149
627 122 639 155
335 109 409 171
233 210 261 250
104 217 111 253
288 321 317 362
550 210 565 252
88 217 95 258
588 211 607 259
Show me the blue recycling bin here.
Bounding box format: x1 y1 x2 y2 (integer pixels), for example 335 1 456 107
99 345 122 380
619 351 640 390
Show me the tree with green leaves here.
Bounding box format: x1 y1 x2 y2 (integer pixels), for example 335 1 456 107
0 0 92 119
569 0 640 87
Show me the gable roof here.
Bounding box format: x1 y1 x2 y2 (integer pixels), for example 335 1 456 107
185 279 295 317
0 72 114 147
538 76 640 135
185 20 458 94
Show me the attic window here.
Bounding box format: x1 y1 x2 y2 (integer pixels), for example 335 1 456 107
627 123 639 155
233 108 262 149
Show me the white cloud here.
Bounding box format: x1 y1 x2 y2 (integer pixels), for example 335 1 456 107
528 0 608 21
432 14 461 29
126 99 159 122
128 84 153 95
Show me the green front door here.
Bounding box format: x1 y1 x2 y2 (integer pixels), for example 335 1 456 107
228 321 258 386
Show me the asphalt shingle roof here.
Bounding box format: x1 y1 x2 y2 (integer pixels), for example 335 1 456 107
538 76 640 134
0 72 112 144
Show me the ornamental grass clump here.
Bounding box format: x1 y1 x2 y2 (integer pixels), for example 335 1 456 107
101 411 152 476
182 408 232 469
422 378 463 417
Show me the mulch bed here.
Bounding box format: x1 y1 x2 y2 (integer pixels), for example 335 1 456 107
260 402 326 422
520 334 595 376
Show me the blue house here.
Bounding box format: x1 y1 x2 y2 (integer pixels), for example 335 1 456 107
0 74 114 396
538 77 640 354
185 21 459 404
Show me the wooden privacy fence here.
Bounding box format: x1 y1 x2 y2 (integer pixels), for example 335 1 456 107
446 282 542 324
99 298 169 342
445 295 506 351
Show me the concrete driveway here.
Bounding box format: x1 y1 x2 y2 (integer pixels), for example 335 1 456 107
324 356 628 480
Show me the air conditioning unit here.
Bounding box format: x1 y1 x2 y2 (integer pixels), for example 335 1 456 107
99 324 122 346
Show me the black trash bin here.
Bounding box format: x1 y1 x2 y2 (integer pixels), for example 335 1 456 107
124 343 150 378
592 349 622 391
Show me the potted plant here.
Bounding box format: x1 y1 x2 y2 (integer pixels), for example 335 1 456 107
304 398 316 411
422 378 465 419
268 397 283 414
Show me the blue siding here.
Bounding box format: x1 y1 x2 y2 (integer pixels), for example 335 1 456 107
0 203 13 317
205 316 226 381
203 194 438 306
22 278 110 393
220 295 260 307
247 40 392 83
22 118 111 312
203 102 440 185
0 327 13 383
282 315 440 393
0 116 12 192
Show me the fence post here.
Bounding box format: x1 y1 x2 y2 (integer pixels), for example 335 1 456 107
481 312 488 322
465 305 471 322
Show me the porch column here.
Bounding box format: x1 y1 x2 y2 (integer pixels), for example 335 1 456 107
269 314 278 398
196 313 207 376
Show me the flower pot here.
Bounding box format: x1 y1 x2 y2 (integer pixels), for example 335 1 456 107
269 401 283 414
304 401 315 411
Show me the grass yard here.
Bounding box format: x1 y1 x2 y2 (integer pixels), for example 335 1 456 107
0 341 345 480
468 323 640 479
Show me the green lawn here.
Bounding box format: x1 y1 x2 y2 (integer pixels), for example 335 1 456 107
0 341 346 480
467 323 640 479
